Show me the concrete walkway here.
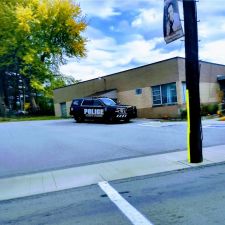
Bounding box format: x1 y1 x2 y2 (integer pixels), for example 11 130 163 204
1 145 225 202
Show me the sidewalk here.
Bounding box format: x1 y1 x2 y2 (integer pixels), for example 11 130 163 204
1 145 225 202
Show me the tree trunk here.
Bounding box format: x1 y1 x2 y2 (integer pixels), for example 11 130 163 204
26 78 39 113
0 75 6 117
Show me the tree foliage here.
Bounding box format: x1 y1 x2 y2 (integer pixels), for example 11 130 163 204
0 0 87 114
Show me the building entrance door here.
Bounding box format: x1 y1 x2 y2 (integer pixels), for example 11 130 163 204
60 102 67 117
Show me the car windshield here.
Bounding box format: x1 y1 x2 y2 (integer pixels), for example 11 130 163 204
100 98 116 106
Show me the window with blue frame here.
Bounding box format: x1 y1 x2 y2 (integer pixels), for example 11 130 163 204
135 88 142 95
152 86 161 105
152 83 177 105
182 82 186 103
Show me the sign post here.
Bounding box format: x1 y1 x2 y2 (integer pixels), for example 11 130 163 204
183 0 203 163
163 0 203 163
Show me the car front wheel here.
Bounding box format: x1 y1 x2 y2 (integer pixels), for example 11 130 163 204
74 115 84 123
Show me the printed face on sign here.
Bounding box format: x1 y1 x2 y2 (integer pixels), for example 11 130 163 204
168 4 174 24
163 0 183 44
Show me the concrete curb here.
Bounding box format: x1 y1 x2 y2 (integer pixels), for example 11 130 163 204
1 145 225 202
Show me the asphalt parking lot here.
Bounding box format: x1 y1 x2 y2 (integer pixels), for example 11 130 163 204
0 118 225 178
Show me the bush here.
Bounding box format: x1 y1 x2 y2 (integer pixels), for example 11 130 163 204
34 96 54 116
180 109 187 120
207 103 218 115
200 104 208 116
201 103 218 116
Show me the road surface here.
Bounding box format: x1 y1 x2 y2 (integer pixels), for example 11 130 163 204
0 119 225 177
0 163 225 225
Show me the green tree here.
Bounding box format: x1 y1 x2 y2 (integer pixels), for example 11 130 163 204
0 0 87 115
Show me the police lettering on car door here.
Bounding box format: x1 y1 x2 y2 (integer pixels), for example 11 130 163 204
84 108 104 117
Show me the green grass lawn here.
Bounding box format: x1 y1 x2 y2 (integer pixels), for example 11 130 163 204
0 116 67 122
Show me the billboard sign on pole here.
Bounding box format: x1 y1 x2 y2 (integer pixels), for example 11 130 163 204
163 0 184 44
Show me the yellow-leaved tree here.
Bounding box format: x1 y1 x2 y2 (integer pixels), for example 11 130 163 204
0 0 87 114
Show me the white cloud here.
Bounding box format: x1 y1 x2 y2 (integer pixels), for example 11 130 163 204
85 26 105 39
198 1 225 16
78 0 162 19
59 0 225 82
60 62 105 81
132 8 162 29
78 0 120 19
200 40 225 64
115 20 130 33
199 19 225 40
60 33 185 81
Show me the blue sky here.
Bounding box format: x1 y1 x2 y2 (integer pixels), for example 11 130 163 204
60 0 225 81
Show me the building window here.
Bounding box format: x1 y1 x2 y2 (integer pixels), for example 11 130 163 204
182 82 186 103
135 88 142 95
152 86 161 105
152 83 177 106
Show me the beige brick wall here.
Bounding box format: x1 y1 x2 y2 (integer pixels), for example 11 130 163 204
177 58 225 83
176 81 184 105
200 82 220 103
118 87 152 109
137 105 179 118
53 58 179 104
53 79 104 104
54 103 61 117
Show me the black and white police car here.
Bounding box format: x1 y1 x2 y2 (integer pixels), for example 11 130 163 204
70 97 137 123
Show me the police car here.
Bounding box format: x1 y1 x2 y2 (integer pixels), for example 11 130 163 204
70 97 137 123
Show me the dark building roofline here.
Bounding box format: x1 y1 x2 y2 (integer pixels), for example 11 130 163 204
54 56 225 91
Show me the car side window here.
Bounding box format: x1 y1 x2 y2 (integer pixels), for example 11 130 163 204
93 100 103 106
82 100 94 106
72 100 81 106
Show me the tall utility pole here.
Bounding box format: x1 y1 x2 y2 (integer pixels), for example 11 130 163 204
183 0 203 163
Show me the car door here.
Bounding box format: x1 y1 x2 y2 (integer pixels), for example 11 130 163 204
92 99 105 118
81 99 104 119
81 99 93 119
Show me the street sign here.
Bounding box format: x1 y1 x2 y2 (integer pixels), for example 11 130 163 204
163 0 184 44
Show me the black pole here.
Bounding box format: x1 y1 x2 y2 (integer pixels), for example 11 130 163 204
183 0 203 163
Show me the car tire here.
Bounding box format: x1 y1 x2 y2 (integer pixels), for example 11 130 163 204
75 115 84 123
106 116 114 124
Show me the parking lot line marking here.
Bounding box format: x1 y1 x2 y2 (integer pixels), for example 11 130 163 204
98 181 153 225
138 122 161 127
202 124 225 128
138 123 176 127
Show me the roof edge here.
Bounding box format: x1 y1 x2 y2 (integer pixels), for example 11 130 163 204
54 56 225 91
54 56 182 91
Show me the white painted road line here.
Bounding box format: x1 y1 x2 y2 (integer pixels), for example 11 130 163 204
202 124 225 128
98 181 153 225
138 122 180 127
138 122 162 127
